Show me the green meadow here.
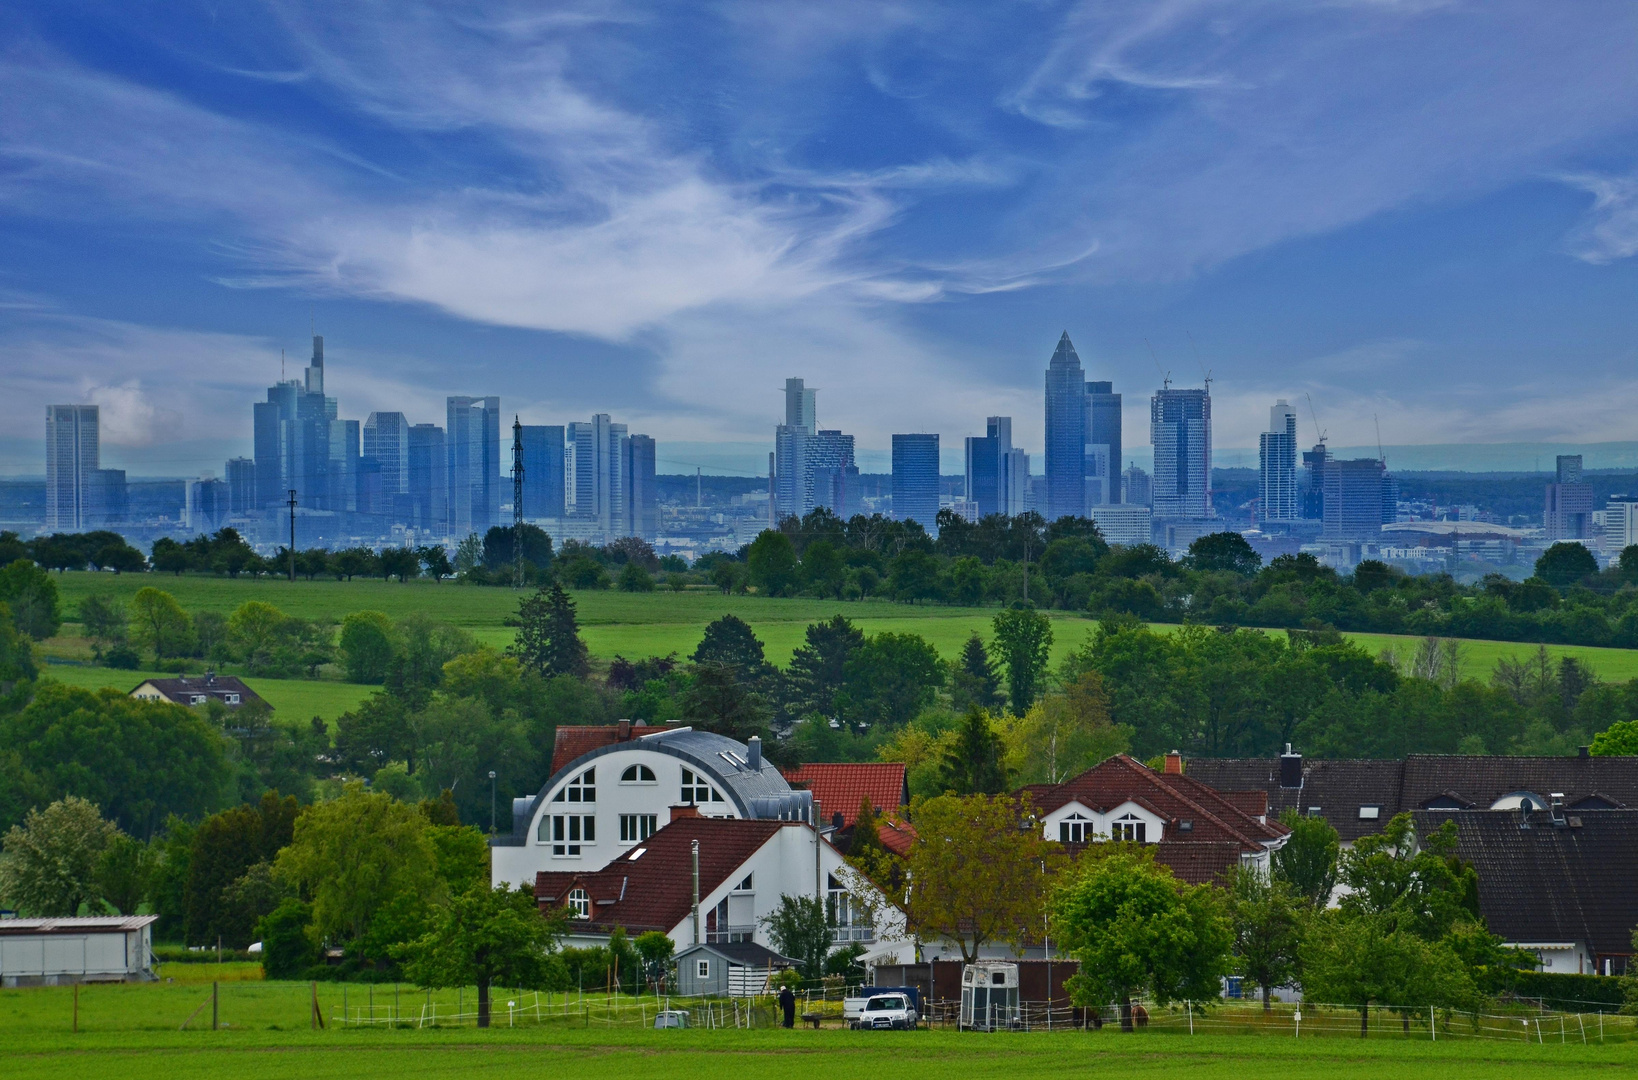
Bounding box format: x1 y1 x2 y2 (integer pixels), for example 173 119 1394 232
0 976 1632 1080
29 573 1638 724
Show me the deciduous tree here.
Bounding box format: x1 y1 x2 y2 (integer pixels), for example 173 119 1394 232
129 586 194 660
1272 808 1340 906
399 883 563 1028
0 560 61 641
992 605 1053 715
339 610 396 684
1228 866 1306 1011
0 796 121 916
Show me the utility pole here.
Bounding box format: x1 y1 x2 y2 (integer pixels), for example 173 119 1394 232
287 489 298 581
488 770 498 834
511 417 525 589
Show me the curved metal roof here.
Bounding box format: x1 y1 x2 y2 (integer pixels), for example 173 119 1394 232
495 726 811 846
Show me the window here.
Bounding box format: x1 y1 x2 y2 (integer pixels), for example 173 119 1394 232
1057 812 1092 843
828 872 874 943
620 814 657 843
551 814 596 856
553 769 596 803
1358 805 1381 820
224 693 240 705
628 847 646 862
733 873 753 892
1111 815 1147 843
681 768 723 805
1306 806 1324 817
697 960 710 979
620 764 657 783
568 888 590 919
189 695 206 705
1178 820 1194 833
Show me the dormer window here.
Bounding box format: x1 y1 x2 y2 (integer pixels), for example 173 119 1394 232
1111 813 1147 843
621 764 657 784
681 768 723 805
553 769 596 803
224 693 240 705
1057 812 1092 844
190 695 206 705
568 888 590 919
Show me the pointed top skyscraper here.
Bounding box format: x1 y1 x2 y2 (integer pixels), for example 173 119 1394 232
1044 331 1087 521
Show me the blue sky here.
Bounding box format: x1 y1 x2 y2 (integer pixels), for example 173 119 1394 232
3 1 1637 476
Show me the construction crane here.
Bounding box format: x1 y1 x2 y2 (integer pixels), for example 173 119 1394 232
1305 393 1327 446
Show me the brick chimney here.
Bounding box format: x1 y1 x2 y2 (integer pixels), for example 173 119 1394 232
1164 751 1183 775
617 719 632 741
670 804 701 821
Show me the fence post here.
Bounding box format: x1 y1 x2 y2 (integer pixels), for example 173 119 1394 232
1187 1003 1193 1035
1430 1005 1435 1041
73 983 79 1034
212 981 219 1031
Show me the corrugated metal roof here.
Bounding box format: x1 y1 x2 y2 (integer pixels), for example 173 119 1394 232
0 915 157 935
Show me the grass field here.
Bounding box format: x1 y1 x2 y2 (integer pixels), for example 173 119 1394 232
31 573 1638 724
0 978 1633 1080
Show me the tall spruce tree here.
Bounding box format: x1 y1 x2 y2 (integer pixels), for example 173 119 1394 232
952 633 1003 711
509 583 589 678
939 707 1009 795
786 615 864 717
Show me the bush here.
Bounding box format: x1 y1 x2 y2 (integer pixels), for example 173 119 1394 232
103 644 142 670
257 898 320 978
1511 970 1625 1010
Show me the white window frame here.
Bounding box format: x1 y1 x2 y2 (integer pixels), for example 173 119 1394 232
681 767 724 805
568 888 590 919
550 813 597 857
697 959 710 979
1057 811 1093 844
620 764 657 784
552 769 597 804
619 813 657 844
1111 814 1147 843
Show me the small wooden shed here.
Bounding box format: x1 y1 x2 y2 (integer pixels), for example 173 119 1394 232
674 942 797 997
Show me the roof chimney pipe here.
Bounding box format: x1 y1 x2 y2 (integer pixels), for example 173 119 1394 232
747 735 762 771
691 839 700 946
1279 744 1303 789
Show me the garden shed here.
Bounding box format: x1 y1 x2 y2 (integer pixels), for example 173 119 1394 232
0 915 158 987
674 942 796 997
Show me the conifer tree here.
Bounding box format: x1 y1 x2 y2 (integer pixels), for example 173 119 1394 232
952 633 1003 711
508 582 589 678
939 707 1008 795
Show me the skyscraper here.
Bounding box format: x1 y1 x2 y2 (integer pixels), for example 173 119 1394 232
252 336 335 511
1323 458 1391 540
608 421 629 537
329 418 360 512
891 433 940 531
1044 332 1087 521
567 415 611 523
1123 463 1152 508
965 433 1000 517
408 423 447 534
1301 444 1330 521
86 468 127 527
1085 381 1122 506
808 429 857 518
45 404 98 532
363 412 410 496
987 416 1029 517
447 395 501 536
1259 400 1299 521
1150 387 1212 520
626 434 658 540
519 425 566 519
225 458 257 516
185 476 231 534
1545 454 1594 541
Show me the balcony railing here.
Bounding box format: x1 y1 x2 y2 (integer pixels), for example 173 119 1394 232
831 924 875 943
705 926 756 944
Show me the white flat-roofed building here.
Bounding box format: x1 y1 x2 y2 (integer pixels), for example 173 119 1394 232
0 915 158 987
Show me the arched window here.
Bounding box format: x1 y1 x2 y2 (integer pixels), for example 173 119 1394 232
621 764 657 783
552 769 596 803
1111 813 1147 843
568 888 590 919
681 768 723 804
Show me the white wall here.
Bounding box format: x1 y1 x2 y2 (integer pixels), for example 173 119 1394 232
1039 799 1167 843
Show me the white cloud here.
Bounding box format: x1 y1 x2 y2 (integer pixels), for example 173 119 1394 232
1560 172 1638 264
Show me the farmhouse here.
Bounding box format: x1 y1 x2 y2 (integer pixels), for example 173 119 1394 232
128 672 264 711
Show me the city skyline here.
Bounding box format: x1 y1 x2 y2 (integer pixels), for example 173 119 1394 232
3 5 1637 479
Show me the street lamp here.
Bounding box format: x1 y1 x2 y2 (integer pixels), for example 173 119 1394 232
489 771 498 835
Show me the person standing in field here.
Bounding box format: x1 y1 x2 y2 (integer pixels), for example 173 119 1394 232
779 985 796 1028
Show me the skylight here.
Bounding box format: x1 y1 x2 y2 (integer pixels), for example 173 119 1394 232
628 848 646 861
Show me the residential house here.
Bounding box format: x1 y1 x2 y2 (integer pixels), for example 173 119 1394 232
128 673 265 711
533 812 911 966
1414 806 1638 976
1022 752 1289 882
781 762 909 848
492 724 814 886
1189 747 1638 844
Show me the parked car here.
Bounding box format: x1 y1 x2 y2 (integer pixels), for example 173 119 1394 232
851 992 918 1030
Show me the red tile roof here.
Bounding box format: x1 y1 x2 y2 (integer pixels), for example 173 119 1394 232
1026 754 1287 853
535 816 804 934
781 763 909 826
876 814 918 858
550 720 654 774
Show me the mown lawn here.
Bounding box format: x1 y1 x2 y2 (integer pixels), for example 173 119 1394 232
0 978 1632 1080
37 661 374 722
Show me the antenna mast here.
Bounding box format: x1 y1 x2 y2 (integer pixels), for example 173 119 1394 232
511 416 525 589
1374 414 1386 466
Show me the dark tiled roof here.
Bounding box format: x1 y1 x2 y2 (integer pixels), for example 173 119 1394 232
781 763 908 826
1153 842 1244 886
1025 755 1286 853
675 941 796 967
1188 755 1638 842
535 816 800 935
1414 809 1638 960
129 674 266 709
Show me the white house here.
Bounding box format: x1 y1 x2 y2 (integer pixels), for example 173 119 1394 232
492 723 813 887
533 812 911 967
